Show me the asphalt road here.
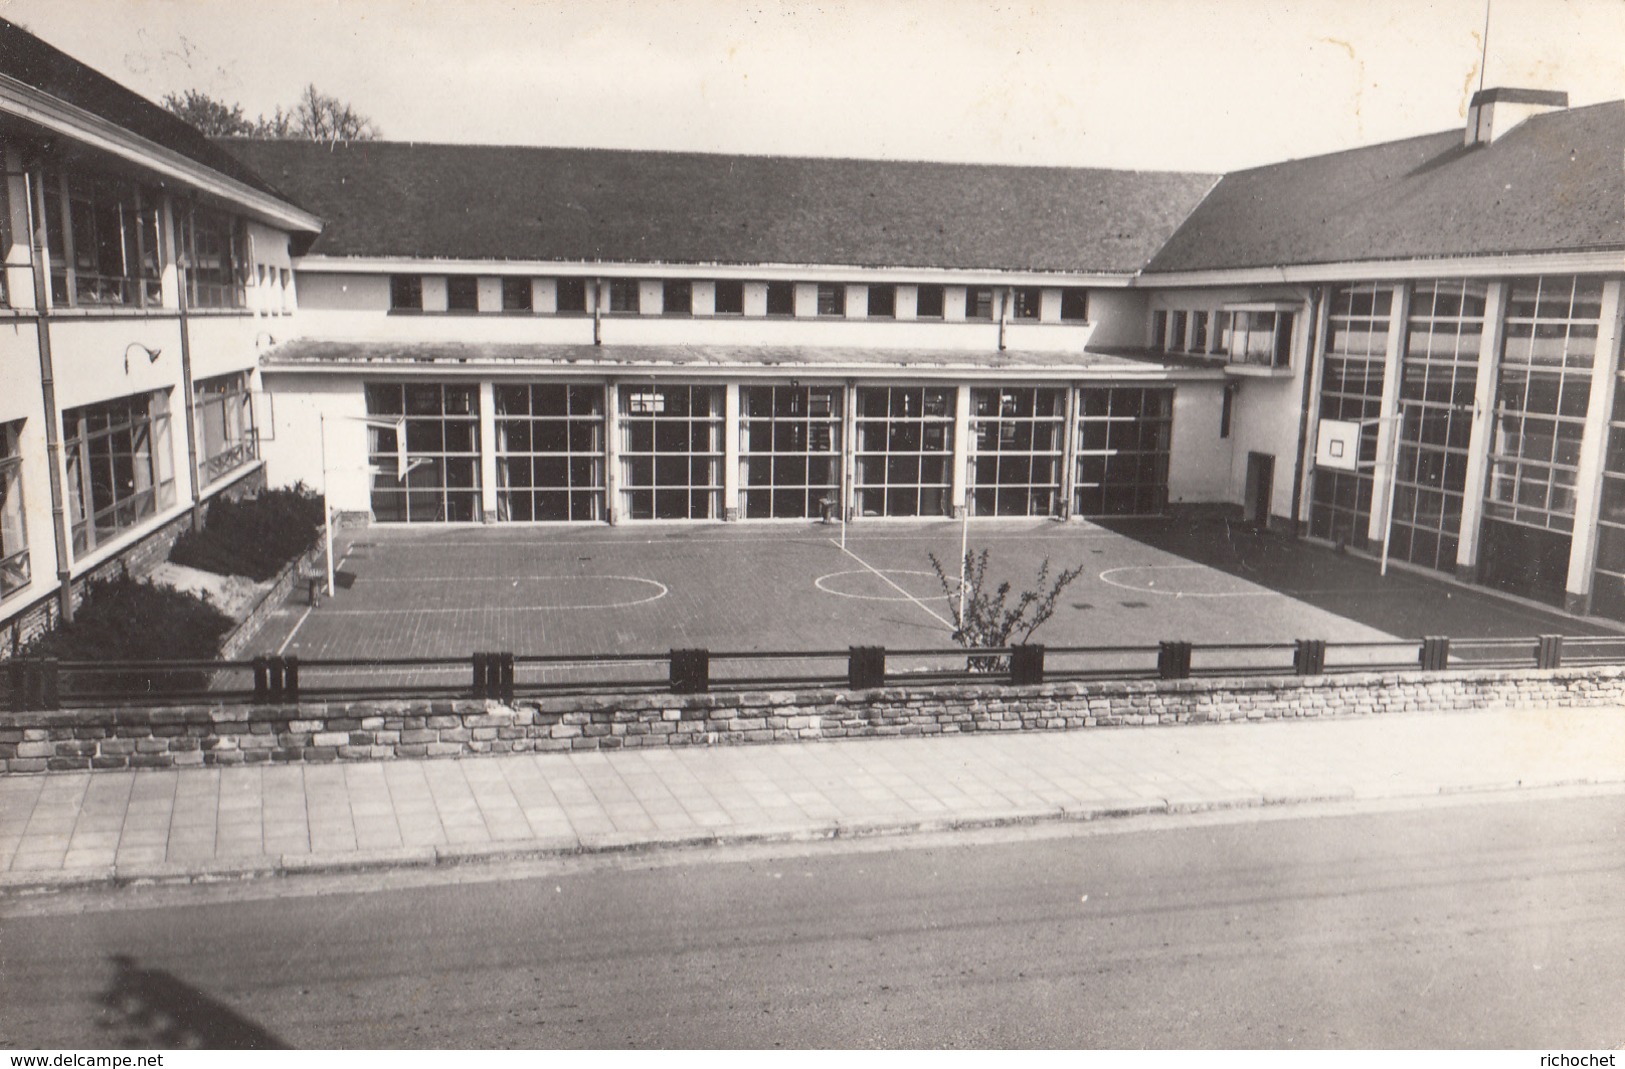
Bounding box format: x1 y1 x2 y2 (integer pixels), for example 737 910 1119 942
3 792 1623 1048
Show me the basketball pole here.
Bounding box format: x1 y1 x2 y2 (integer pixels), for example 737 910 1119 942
321 414 335 598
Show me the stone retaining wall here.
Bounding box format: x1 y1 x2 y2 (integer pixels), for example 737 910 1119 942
218 543 326 660
3 665 1622 774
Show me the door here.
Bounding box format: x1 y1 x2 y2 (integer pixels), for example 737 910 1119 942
1245 452 1274 528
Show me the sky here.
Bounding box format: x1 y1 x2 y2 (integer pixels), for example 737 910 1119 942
3 0 1623 173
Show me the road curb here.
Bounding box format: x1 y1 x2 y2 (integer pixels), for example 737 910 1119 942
4 778 1623 897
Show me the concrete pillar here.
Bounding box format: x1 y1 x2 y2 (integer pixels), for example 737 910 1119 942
158 194 180 310
952 385 971 518
1296 287 1332 536
1563 279 1625 614
478 380 499 521
1040 288 1063 324
692 280 717 317
531 278 557 314
604 380 621 524
944 286 967 321
476 277 502 313
795 283 818 318
1454 280 1508 580
743 282 768 317
3 145 35 309
421 276 448 312
1060 384 1079 519
896 285 919 321
1366 283 1411 547
845 284 867 320
723 382 740 520
842 380 859 521
639 280 661 316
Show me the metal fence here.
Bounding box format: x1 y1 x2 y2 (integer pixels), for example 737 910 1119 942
6 632 1624 711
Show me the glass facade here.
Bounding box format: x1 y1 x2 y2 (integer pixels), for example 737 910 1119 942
740 385 843 519
0 422 27 596
1073 387 1172 516
854 386 954 517
1388 280 1484 571
62 391 175 554
192 372 258 485
619 385 724 520
365 383 482 522
1310 284 1393 547
45 172 161 308
969 387 1065 517
494 384 605 522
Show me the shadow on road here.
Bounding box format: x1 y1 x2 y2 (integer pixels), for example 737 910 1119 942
97 955 290 1050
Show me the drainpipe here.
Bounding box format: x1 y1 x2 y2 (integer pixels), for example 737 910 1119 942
25 170 74 623
1288 285 1326 537
174 241 203 531
593 277 603 346
997 287 1010 352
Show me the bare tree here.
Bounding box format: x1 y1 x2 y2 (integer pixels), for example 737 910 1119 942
161 85 379 141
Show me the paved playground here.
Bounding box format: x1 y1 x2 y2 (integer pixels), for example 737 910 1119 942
247 514 1614 674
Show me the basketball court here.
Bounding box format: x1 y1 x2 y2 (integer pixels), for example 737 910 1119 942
246 513 1618 691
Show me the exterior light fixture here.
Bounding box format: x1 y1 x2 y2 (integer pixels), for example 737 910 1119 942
123 342 162 373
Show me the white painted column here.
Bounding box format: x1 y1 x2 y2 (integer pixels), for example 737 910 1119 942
603 380 621 525
1366 283 1411 546
952 385 972 518
477 380 498 521
845 284 867 320
2 145 35 308
1563 279 1625 613
1454 280 1508 580
1060 384 1079 519
1296 288 1331 535
723 382 741 520
842 380 858 521
896 286 919 321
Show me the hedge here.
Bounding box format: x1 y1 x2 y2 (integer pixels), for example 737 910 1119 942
170 484 324 581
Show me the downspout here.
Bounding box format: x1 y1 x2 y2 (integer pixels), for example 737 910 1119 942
1288 285 1326 537
997 287 1009 352
24 170 74 623
174 234 203 531
593 277 603 346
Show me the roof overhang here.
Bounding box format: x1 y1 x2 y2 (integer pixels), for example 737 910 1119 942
292 255 1141 288
0 72 322 234
259 339 1220 382
1136 248 1625 288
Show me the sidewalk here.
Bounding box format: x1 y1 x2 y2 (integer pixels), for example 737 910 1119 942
3 705 1623 893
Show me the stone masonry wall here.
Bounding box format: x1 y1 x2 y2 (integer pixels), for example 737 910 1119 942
2 665 1623 774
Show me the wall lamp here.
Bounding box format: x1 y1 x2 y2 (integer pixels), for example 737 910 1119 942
254 331 277 349
123 343 162 374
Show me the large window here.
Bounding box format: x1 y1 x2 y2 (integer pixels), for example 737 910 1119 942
1388 280 1485 572
662 280 692 316
766 282 795 316
63 392 175 554
501 277 533 312
1592 375 1625 620
916 285 945 319
177 205 244 309
1310 285 1392 547
619 385 724 520
556 278 587 313
609 279 641 313
1221 307 1296 368
966 287 994 321
969 387 1065 517
1011 287 1041 320
365 384 482 522
192 372 258 485
1060 288 1089 322
1074 387 1172 516
45 173 161 308
740 385 843 519
816 284 846 317
714 280 744 315
445 276 478 313
853 386 954 517
494 384 604 522
1 422 28 596
389 275 422 311
867 285 895 319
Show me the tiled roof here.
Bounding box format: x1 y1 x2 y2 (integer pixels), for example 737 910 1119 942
219 139 1218 274
0 19 288 200
261 339 1188 375
1146 101 1625 274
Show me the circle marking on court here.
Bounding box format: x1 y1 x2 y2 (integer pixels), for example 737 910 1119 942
325 574 669 612
815 569 954 602
1098 564 1275 598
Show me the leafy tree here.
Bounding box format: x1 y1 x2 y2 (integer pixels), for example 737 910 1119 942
161 85 379 141
928 548 1084 672
160 89 254 136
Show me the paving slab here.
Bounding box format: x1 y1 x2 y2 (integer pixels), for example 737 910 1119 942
2 704 1624 894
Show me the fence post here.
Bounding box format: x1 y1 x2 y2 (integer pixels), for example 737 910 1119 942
471 652 489 698
252 656 268 703
849 646 885 690
8 658 24 712
670 648 709 694
1158 641 1191 680
1536 634 1564 670
1293 639 1326 676
499 653 515 703
1010 644 1045 686
267 656 285 702
284 656 300 702
1419 636 1450 672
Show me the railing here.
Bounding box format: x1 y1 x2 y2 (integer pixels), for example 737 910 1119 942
5 633 1623 711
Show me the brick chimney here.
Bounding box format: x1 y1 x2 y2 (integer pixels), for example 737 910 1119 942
1465 87 1568 146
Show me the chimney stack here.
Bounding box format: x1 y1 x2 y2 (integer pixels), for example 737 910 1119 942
1465 87 1568 146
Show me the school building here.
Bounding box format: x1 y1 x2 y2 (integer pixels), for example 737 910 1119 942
2 18 1623 650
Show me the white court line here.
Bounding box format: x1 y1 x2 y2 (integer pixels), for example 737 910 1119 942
278 545 354 654
830 538 954 630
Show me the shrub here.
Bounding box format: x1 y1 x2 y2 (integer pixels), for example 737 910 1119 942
170 483 324 581
20 575 232 695
928 549 1084 672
